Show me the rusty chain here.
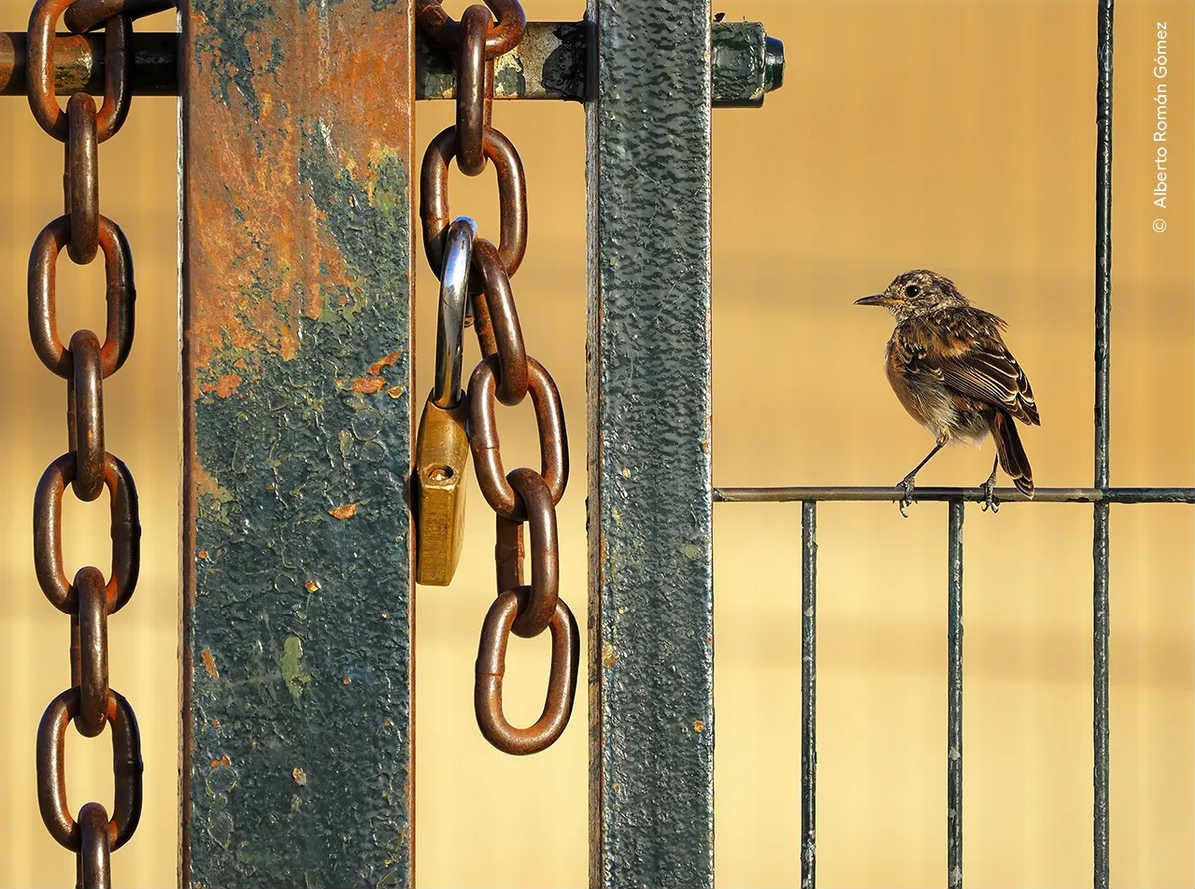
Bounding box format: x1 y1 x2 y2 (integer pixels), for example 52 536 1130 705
25 0 166 882
416 0 578 756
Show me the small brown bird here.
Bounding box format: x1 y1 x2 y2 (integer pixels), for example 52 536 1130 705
856 269 1040 513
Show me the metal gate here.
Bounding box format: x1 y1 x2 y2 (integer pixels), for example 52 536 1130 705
176 2 778 885
3 0 1191 886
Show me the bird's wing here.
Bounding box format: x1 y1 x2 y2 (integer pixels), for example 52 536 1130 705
909 309 1040 425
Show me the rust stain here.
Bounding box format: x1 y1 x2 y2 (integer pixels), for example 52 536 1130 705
210 754 232 770
292 767 307 786
200 647 219 680
601 641 619 669
693 720 705 733
211 718 220 729
335 376 388 394
386 385 405 399
351 377 386 394
185 1 414 375
194 465 231 504
304 579 320 593
367 350 402 375
200 373 242 398
328 503 359 520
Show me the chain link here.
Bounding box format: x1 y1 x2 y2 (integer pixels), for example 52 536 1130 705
455 5 493 176
496 468 559 638
468 356 567 519
24 0 159 881
475 592 579 755
417 0 578 755
470 238 528 405
421 124 527 278
65 93 99 263
36 688 143 850
76 802 113 889
415 0 526 58
28 214 135 379
63 0 173 33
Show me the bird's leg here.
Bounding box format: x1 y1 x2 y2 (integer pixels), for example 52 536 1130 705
896 434 948 516
980 454 1000 513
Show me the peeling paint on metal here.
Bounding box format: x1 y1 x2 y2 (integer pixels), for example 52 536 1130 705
328 503 360 520
279 636 311 703
181 1 414 886
200 647 219 680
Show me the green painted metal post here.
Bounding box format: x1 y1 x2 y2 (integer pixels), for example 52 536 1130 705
179 2 415 886
586 1 715 887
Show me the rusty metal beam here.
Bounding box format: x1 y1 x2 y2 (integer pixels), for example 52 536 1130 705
0 22 784 106
179 1 415 886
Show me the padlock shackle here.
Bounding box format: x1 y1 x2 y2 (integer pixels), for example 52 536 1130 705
433 216 477 408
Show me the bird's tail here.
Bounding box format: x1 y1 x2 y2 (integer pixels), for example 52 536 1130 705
990 410 1034 497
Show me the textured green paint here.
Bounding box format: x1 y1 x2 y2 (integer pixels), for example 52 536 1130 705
188 148 413 888
182 1 414 886
586 1 715 887
711 21 782 107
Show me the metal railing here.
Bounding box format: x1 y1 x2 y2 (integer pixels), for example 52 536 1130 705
714 3 1195 886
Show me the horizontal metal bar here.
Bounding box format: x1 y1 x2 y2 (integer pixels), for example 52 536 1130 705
0 22 784 106
714 486 1195 504
0 30 176 95
415 21 588 102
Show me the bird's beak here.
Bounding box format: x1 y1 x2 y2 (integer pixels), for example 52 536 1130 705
854 294 889 307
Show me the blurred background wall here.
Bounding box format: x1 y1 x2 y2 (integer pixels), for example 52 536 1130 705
0 0 1190 886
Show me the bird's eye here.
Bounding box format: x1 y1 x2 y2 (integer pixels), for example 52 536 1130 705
904 284 921 298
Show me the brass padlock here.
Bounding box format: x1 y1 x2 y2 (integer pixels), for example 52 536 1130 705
414 216 476 585
414 395 470 585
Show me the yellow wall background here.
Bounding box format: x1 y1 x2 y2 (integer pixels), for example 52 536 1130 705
0 0 1191 887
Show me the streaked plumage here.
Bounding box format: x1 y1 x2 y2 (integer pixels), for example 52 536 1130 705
857 269 1040 504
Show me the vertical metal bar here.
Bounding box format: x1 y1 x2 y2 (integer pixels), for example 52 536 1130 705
1095 7 1113 488
800 501 817 889
1093 503 1110 886
947 501 964 889
1093 2 1113 885
180 2 415 886
586 1 714 886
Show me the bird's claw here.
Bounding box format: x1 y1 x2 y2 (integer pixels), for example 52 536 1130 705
896 476 916 518
980 480 1000 514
